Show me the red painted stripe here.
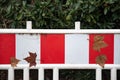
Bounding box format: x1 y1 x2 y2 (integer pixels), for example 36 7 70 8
0 34 15 64
89 34 114 64
41 34 64 64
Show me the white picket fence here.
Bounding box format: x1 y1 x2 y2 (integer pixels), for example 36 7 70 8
0 64 120 80
0 21 120 80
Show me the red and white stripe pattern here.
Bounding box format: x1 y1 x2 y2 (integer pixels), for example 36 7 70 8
0 34 120 64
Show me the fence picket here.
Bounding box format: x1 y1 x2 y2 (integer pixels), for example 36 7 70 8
111 68 117 80
24 68 29 80
96 68 102 80
53 67 59 80
8 68 14 80
38 68 44 80
0 64 120 80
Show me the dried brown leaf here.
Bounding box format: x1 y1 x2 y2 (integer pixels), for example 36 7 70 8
96 54 107 68
93 35 108 52
10 57 20 67
24 52 37 67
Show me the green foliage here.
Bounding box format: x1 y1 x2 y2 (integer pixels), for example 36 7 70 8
0 0 120 29
59 69 95 80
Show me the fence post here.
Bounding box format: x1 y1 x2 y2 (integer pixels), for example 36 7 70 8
38 68 44 80
96 68 102 80
24 68 29 80
8 68 14 80
111 68 117 80
75 21 80 30
27 21 32 29
53 67 59 80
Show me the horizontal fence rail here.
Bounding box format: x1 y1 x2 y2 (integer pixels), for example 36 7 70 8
0 64 120 80
1 29 120 34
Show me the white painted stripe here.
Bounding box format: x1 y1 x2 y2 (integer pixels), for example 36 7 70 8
114 34 120 64
16 34 40 64
65 34 89 64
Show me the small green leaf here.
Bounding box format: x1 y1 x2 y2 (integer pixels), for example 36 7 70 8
66 14 72 21
66 0 71 6
89 6 95 13
16 14 23 20
22 1 26 7
75 3 80 10
104 7 107 15
7 5 12 14
86 15 91 22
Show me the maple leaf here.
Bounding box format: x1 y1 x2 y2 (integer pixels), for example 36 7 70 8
96 54 107 68
10 57 20 67
24 52 37 67
93 35 108 52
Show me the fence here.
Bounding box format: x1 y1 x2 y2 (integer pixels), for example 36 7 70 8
0 64 120 80
0 21 120 80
